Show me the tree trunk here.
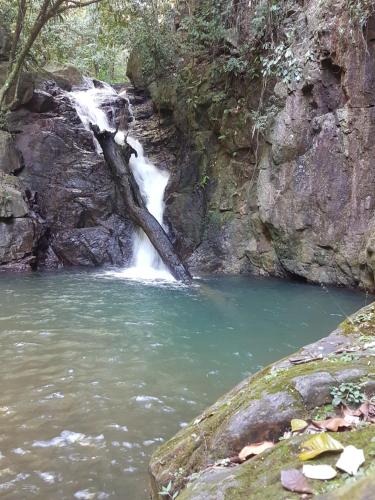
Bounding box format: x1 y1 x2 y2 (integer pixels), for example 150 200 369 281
92 127 192 283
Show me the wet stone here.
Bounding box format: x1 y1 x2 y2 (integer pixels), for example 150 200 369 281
292 372 335 409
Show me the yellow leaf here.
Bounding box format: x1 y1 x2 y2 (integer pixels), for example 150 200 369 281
299 433 343 461
291 419 308 432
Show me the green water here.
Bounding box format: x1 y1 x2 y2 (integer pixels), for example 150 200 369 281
0 271 367 499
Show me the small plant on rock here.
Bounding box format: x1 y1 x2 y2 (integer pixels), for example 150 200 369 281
330 382 365 407
159 480 179 499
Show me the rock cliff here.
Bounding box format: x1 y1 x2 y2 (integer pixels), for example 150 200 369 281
128 0 375 291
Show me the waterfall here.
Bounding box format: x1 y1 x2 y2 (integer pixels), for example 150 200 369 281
69 82 174 281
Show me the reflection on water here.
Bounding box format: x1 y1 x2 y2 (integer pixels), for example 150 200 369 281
0 271 366 498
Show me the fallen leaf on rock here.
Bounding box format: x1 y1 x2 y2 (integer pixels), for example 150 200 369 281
299 433 344 461
302 464 337 480
291 419 308 432
336 445 365 475
312 417 351 432
281 469 313 494
238 441 274 461
342 405 362 417
358 401 375 423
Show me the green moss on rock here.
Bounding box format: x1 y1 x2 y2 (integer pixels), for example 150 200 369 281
149 303 375 499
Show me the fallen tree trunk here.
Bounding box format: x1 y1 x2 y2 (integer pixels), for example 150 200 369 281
92 127 192 282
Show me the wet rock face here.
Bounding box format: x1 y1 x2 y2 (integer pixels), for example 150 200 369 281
138 2 375 290
0 79 133 271
0 131 22 174
0 173 37 269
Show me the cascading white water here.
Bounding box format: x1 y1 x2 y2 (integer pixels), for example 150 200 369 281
69 82 174 281
70 83 117 153
121 136 172 280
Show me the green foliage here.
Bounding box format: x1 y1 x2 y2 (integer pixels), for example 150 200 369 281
159 480 179 499
223 56 249 76
250 103 280 135
331 383 366 407
198 174 210 189
261 41 303 83
34 4 129 82
180 0 230 55
346 0 375 27
126 2 177 82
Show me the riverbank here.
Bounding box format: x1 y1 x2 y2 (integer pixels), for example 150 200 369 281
149 302 375 499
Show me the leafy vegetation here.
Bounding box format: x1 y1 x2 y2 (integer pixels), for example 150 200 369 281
346 0 375 27
158 480 179 499
331 383 366 408
0 0 103 109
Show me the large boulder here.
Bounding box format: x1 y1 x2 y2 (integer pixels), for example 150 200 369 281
149 304 375 499
0 171 38 270
126 51 146 90
7 85 134 270
177 428 375 500
42 63 84 91
0 218 35 264
0 63 34 109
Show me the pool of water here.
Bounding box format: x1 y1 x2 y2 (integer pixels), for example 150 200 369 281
0 271 367 498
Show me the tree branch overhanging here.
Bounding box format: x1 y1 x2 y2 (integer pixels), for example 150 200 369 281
0 0 102 110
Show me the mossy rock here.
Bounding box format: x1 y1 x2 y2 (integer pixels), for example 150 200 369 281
41 63 83 91
149 78 177 112
177 427 375 500
149 303 375 498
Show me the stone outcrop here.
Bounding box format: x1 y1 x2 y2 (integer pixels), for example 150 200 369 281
131 0 375 291
0 172 37 269
149 303 375 499
0 59 134 271
41 63 85 91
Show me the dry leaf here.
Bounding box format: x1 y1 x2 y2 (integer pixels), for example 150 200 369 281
281 469 313 494
299 433 344 461
342 405 362 417
302 464 337 480
312 417 351 432
291 419 308 432
238 441 274 461
358 401 375 423
336 445 365 475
